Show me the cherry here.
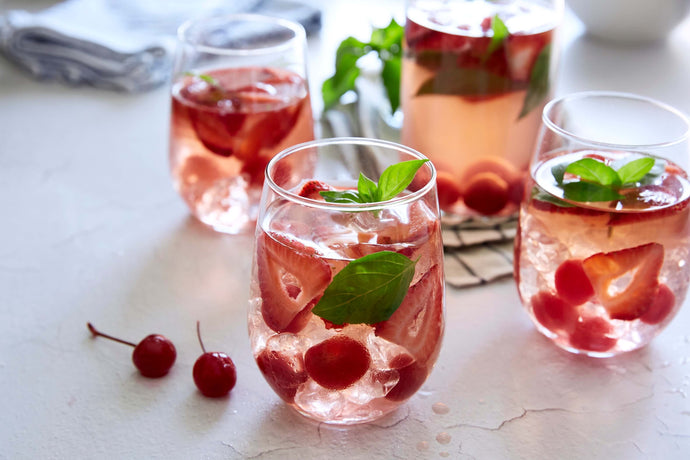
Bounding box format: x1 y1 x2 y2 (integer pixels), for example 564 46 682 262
193 321 237 398
87 322 176 378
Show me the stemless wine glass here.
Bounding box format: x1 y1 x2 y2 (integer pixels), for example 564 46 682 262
515 91 690 357
248 138 445 424
401 0 563 219
169 14 314 234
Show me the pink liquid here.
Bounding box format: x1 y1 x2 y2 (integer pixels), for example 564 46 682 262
401 0 558 216
516 150 690 356
169 67 314 233
248 189 444 424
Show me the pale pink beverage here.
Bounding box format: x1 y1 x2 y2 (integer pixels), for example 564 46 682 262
170 67 314 233
248 139 445 424
516 150 690 356
401 0 561 216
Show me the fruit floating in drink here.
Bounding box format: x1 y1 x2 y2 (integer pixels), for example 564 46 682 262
516 150 690 356
248 139 444 424
170 67 314 233
401 0 561 217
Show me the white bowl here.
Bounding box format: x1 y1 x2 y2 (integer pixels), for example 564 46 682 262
567 0 690 43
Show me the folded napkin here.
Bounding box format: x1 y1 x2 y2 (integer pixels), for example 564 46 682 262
0 0 321 92
319 75 516 288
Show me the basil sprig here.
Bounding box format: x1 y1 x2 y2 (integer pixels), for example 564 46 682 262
553 156 657 203
320 159 429 205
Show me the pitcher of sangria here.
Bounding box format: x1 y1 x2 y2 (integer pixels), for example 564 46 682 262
401 0 563 219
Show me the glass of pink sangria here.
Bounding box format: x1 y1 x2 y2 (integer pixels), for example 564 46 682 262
248 138 445 424
401 0 563 219
515 91 690 357
169 14 314 234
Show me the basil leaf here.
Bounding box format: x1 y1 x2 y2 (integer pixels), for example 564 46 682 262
322 20 403 115
565 158 621 187
518 44 551 119
358 173 378 202
370 18 404 53
312 251 417 325
377 159 429 201
562 182 624 202
322 37 368 110
381 55 401 113
617 157 655 185
551 163 567 184
531 187 575 207
319 190 364 204
485 15 509 59
416 66 521 97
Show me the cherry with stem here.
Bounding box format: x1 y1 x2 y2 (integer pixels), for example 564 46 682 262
87 322 176 378
193 321 237 398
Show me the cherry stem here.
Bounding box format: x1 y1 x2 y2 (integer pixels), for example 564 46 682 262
196 321 206 354
87 322 136 348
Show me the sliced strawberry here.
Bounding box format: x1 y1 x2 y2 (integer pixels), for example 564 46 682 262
256 349 308 403
530 290 579 332
505 31 551 82
436 170 462 210
405 19 472 54
384 355 429 402
297 180 333 199
582 243 664 321
555 259 595 306
257 232 332 333
375 264 444 363
304 336 371 390
640 283 676 325
568 317 617 352
463 171 509 215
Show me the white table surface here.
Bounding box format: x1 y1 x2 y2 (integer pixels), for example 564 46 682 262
1 1 690 459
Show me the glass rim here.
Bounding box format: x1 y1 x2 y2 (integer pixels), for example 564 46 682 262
176 13 306 56
542 91 690 149
265 137 437 212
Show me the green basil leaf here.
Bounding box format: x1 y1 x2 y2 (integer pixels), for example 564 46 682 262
531 187 575 207
381 55 401 113
565 158 621 187
518 44 551 119
370 18 404 52
416 66 522 97
377 159 429 201
551 163 567 184
617 157 655 185
312 251 417 325
321 37 368 110
485 15 509 60
320 190 364 204
358 173 378 202
562 182 625 202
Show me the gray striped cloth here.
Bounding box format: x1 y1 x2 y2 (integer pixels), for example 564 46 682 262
0 0 320 92
319 76 515 288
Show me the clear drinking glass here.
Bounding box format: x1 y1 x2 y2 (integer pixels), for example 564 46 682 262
169 14 314 234
401 0 563 219
515 91 690 357
248 138 445 424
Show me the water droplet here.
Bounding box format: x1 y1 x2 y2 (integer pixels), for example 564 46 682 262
436 432 451 444
432 402 450 414
439 452 450 457
416 441 430 451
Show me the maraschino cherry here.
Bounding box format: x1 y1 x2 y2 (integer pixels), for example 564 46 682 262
87 322 176 378
193 321 237 398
